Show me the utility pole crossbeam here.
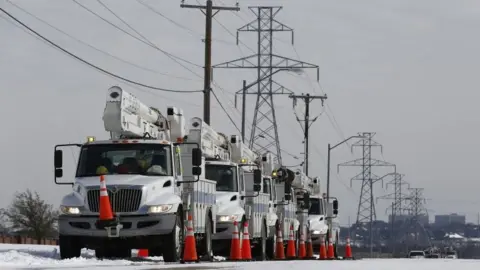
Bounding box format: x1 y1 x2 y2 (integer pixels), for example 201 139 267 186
337 132 395 257
289 93 327 175
212 6 319 165
180 0 240 125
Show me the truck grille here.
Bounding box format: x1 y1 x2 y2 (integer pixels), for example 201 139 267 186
87 188 142 213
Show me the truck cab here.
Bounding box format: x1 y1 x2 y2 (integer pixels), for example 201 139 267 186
308 196 329 247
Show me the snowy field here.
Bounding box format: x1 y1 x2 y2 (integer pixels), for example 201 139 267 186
0 244 479 270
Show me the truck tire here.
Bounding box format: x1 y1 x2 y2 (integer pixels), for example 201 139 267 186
59 235 81 259
200 217 213 261
266 221 279 259
163 211 184 262
256 222 267 261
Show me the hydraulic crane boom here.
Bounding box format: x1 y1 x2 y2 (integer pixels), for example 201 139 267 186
102 86 185 141
187 117 231 161
230 135 259 171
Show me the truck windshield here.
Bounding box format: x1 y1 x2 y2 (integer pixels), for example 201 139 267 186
309 198 324 215
76 143 173 177
206 165 238 192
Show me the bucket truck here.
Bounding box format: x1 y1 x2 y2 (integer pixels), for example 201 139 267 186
185 119 265 258
306 179 340 252
270 167 301 248
53 86 216 262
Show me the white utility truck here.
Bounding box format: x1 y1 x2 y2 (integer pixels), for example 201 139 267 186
270 167 301 248
53 86 217 262
185 118 268 258
258 152 280 259
307 179 330 248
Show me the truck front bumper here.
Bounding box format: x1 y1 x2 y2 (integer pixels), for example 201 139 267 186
58 213 176 237
213 222 237 240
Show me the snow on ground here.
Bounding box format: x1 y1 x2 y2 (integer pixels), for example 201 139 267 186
1 244 480 269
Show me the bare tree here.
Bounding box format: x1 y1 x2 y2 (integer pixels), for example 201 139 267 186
1 189 58 243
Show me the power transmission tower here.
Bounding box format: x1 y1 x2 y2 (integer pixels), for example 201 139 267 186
377 172 410 217
180 0 240 125
406 188 427 218
402 188 430 248
289 93 327 175
376 172 410 255
213 6 319 165
337 132 395 256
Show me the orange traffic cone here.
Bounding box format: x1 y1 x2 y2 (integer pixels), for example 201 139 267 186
229 221 242 260
181 214 198 263
327 237 335 260
319 235 327 260
298 227 306 259
241 221 252 261
305 230 314 259
98 175 114 221
285 224 296 259
275 225 285 260
137 249 148 257
344 237 353 259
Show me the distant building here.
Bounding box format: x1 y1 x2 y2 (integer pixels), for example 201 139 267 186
434 213 466 226
388 214 429 225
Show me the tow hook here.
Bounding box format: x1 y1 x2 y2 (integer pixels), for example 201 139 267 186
96 216 123 238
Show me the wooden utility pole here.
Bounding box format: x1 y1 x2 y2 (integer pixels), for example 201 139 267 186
289 93 327 175
181 1 240 125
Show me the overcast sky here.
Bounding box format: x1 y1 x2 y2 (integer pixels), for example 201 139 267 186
1 0 480 225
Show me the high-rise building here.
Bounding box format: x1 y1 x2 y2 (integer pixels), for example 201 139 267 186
434 213 466 226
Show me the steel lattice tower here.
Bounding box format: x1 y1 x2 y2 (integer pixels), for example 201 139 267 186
213 6 319 164
338 132 395 224
338 132 395 255
377 172 410 217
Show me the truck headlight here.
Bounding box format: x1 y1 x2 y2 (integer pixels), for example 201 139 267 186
148 204 173 213
60 206 80 215
218 215 239 222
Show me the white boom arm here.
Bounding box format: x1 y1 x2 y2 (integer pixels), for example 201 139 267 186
102 86 185 140
292 169 315 194
311 177 321 195
260 152 276 175
187 117 230 160
230 135 259 170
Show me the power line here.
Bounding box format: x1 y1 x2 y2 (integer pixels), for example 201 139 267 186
5 0 201 82
71 0 203 75
0 7 202 93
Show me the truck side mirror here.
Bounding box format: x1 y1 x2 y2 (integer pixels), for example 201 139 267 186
284 181 291 195
55 150 63 168
192 166 202 176
253 184 261 192
192 148 202 166
303 192 310 209
333 199 339 215
253 169 262 184
55 169 63 178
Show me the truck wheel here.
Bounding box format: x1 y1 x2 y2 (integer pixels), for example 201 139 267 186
257 223 267 261
163 211 184 262
200 217 213 261
266 222 279 259
59 235 81 259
